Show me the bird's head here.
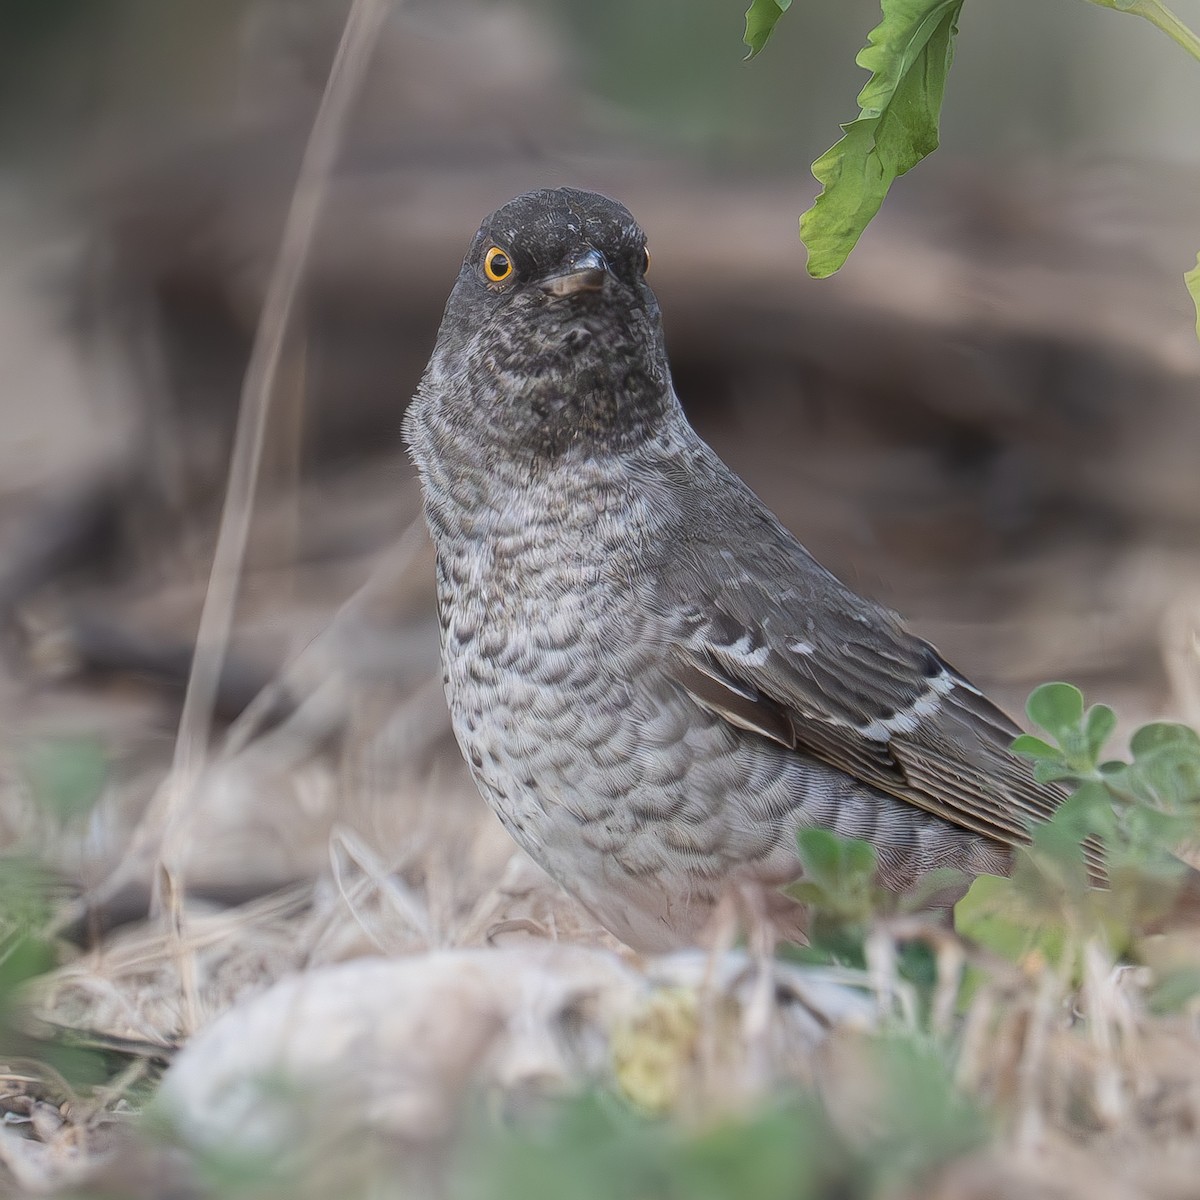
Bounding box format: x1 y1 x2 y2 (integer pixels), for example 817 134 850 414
410 188 675 464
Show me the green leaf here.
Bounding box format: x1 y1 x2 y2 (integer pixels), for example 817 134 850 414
791 828 879 925
1125 745 1200 812
795 826 844 888
898 867 969 912
1130 722 1200 758
0 856 54 935
1058 781 1118 839
1011 734 1063 762
800 0 963 278
1026 682 1085 742
21 737 107 824
1122 723 1200 812
954 873 1065 965
785 881 829 907
1187 251 1200 341
1023 783 1116 878
1032 759 1083 786
843 835 877 877
457 1090 846 1200
743 0 792 59
1083 704 1118 761
795 827 877 890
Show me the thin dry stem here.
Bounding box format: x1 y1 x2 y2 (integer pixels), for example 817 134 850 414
40 0 392 1000
156 0 392 899
328 825 436 950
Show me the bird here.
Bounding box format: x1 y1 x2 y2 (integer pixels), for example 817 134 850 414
403 186 1066 952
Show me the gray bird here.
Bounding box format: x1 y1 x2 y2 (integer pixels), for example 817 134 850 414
404 187 1064 952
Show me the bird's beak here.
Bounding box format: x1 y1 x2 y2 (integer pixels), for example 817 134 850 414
540 248 610 297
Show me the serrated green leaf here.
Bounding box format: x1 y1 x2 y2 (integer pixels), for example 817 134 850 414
1011 734 1063 762
1187 252 1200 341
1026 682 1085 741
743 0 792 59
800 0 962 277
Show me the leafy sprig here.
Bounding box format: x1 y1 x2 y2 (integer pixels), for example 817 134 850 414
956 683 1200 966
803 0 962 279
742 0 1200 333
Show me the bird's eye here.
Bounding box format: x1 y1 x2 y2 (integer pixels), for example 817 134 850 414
484 246 513 283
642 245 651 274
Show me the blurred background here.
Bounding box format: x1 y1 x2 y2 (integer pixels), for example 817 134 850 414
1 0 1200 940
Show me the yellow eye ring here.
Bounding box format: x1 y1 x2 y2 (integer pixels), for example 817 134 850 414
484 246 513 283
642 245 651 273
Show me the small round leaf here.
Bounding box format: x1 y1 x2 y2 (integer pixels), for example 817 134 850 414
1026 682 1085 739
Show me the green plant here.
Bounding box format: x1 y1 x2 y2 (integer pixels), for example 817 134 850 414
0 740 115 1089
743 0 1200 335
956 682 1200 966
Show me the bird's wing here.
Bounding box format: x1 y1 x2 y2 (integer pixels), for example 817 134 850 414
663 542 1073 857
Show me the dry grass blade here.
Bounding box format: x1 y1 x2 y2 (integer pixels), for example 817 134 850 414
36 0 398 957
160 0 393 878
327 825 436 952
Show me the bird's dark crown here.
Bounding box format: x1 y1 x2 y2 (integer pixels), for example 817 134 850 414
469 187 647 287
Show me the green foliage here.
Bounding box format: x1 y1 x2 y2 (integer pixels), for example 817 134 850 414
0 740 112 1083
781 682 1200 980
0 858 59 1050
784 827 965 1024
788 828 966 947
456 1044 987 1200
21 736 108 825
1015 683 1200 830
0 856 106 1086
788 826 878 920
956 682 1200 965
797 0 963 278
860 1034 989 1185
742 0 791 59
745 0 1200 343
953 871 1068 965
786 827 884 965
455 1091 853 1200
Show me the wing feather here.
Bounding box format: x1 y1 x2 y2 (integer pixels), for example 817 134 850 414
662 558 1100 870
